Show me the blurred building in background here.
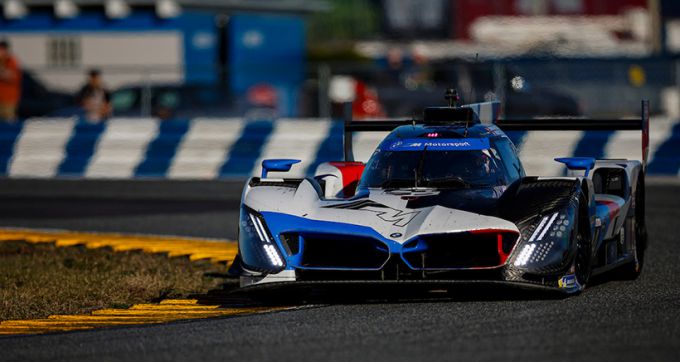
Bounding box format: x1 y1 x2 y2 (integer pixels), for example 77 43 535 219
308 0 680 118
0 0 327 117
3 0 680 119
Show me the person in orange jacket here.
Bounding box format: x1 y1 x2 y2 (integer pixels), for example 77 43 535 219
0 39 21 122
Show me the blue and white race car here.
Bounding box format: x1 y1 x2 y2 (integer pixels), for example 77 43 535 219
234 94 649 294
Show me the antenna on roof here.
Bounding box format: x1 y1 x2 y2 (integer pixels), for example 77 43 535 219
445 88 459 108
466 53 479 104
442 88 470 136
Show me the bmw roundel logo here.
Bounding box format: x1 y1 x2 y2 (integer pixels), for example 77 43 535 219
390 232 403 238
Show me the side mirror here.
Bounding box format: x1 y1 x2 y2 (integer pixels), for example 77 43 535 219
261 159 301 178
555 157 595 177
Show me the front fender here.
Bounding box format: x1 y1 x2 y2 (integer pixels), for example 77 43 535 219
500 177 585 277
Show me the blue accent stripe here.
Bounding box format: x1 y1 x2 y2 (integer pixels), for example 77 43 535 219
648 121 680 175
57 121 106 176
134 120 190 177
384 138 489 151
260 210 402 271
0 122 23 175
219 120 274 177
305 120 344 176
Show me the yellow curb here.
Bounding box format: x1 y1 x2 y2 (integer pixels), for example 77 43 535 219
159 299 199 305
0 227 238 265
48 316 183 322
0 300 287 336
128 304 221 310
0 229 263 336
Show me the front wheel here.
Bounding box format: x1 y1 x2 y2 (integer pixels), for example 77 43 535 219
573 212 592 290
561 197 591 293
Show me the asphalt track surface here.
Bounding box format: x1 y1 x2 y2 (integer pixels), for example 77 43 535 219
0 179 679 361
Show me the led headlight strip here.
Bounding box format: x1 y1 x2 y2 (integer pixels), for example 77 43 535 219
528 212 559 242
248 212 283 267
514 243 536 266
537 212 559 241
263 244 283 267
515 212 560 266
249 214 267 242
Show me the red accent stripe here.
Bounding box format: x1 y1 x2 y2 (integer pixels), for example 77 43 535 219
469 229 518 265
596 199 621 220
329 162 365 197
642 101 649 165
497 234 510 264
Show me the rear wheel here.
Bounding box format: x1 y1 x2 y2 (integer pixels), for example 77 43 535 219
617 174 647 279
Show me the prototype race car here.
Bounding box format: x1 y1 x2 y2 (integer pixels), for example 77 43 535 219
234 93 649 294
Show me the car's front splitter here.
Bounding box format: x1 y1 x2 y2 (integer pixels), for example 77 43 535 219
239 274 579 296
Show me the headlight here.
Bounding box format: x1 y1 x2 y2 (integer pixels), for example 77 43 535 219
513 207 575 268
239 207 285 273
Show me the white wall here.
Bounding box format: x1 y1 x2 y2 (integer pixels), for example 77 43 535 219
0 32 184 91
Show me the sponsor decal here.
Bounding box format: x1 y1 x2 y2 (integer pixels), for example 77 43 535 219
323 200 420 227
390 232 403 238
558 274 581 291
364 206 419 227
383 138 490 151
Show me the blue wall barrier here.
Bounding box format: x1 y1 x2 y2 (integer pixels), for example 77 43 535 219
1 116 678 179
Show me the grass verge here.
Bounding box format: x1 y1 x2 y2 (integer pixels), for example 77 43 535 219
0 240 227 321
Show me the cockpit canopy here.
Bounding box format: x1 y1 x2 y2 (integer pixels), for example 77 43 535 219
358 125 525 190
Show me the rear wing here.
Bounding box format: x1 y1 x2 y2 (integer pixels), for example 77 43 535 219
341 100 650 169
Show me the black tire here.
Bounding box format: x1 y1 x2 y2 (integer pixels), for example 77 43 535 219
618 174 647 279
574 196 592 289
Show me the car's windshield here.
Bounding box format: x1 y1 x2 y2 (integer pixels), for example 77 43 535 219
359 141 506 189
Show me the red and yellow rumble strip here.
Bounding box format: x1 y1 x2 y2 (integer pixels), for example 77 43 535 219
0 227 238 264
0 299 285 335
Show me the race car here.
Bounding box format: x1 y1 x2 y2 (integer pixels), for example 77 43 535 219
233 93 649 294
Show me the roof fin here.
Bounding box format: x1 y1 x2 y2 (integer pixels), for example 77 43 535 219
444 88 470 136
444 88 459 108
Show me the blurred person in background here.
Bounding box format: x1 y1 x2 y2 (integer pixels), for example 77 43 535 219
77 69 111 122
384 47 406 86
0 39 22 122
403 44 434 90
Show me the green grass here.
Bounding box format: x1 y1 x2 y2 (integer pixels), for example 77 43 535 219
0 241 227 321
